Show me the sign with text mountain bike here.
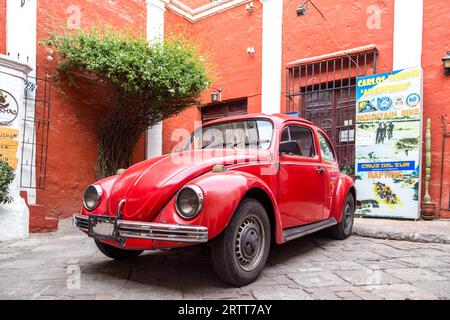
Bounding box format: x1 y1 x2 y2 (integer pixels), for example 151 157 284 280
354 67 422 219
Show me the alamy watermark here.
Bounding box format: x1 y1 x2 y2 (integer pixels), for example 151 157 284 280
367 4 382 30
66 265 81 290
66 5 81 29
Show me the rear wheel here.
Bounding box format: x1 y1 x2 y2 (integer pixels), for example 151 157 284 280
211 198 271 287
95 239 143 260
331 193 355 240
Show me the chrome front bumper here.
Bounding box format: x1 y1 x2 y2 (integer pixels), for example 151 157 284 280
72 215 208 243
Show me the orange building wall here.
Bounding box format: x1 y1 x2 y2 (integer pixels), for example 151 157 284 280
281 0 394 112
162 9 198 154
162 2 263 153
422 0 450 217
163 0 396 153
0 0 6 54
33 0 146 230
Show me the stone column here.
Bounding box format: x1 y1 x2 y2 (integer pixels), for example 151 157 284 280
0 55 32 241
260 0 283 114
146 0 166 158
393 0 423 69
6 0 38 204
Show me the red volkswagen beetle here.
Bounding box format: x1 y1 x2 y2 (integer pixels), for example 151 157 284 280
73 113 356 286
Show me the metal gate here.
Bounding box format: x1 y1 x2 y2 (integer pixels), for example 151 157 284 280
286 47 378 175
20 68 51 189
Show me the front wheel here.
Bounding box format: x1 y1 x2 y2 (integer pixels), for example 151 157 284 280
331 192 355 240
95 239 143 260
211 198 271 287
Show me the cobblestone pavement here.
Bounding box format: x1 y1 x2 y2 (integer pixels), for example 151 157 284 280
0 219 449 300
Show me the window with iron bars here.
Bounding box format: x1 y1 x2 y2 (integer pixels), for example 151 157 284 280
285 47 378 175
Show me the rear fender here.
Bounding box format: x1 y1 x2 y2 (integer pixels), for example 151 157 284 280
330 174 356 222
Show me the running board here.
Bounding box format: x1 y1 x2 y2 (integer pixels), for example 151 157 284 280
283 218 337 242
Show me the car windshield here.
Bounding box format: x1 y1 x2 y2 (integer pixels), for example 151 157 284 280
185 119 273 150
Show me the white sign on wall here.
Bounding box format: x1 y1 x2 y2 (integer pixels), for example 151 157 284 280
0 89 19 124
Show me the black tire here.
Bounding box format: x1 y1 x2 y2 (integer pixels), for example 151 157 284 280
331 193 355 240
95 239 143 260
211 198 271 287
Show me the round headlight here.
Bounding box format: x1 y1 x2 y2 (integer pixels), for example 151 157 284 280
175 185 204 219
83 184 102 211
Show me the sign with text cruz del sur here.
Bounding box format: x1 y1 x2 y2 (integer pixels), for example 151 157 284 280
354 67 422 219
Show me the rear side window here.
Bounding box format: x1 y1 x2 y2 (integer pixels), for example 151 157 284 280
318 132 336 162
280 125 316 158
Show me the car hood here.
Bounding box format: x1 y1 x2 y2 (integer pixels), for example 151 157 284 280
108 149 270 221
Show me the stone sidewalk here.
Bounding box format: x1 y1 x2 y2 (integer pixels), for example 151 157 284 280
353 218 450 244
0 218 449 300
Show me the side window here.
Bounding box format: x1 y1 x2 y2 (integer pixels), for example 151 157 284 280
318 132 336 162
280 125 316 157
281 127 290 142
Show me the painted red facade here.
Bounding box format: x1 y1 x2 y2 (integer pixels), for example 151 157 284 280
163 4 263 153
421 0 450 216
31 0 147 230
0 0 449 231
280 0 395 111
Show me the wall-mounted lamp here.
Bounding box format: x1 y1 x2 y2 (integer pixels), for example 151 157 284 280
442 51 450 76
211 90 218 103
246 1 255 13
46 48 54 62
296 3 308 16
247 47 255 55
211 88 222 103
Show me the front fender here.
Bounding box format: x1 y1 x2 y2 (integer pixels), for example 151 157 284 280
80 175 119 216
154 170 285 247
330 174 355 222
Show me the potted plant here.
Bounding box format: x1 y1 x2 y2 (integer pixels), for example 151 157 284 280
421 118 436 220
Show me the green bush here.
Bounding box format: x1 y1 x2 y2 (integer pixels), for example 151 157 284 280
0 160 15 204
43 27 210 177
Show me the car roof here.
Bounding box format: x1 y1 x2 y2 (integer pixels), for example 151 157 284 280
203 113 314 127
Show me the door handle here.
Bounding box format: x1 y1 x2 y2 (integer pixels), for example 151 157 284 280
316 167 324 174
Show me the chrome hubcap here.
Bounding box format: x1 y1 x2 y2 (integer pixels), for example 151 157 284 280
344 202 353 228
242 227 259 257
235 215 265 272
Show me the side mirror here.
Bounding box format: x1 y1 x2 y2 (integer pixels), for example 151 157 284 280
279 141 301 156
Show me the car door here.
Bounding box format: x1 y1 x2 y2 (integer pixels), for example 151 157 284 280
278 124 324 228
316 130 340 220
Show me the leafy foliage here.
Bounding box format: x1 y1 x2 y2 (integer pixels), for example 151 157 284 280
43 27 210 177
0 160 15 204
